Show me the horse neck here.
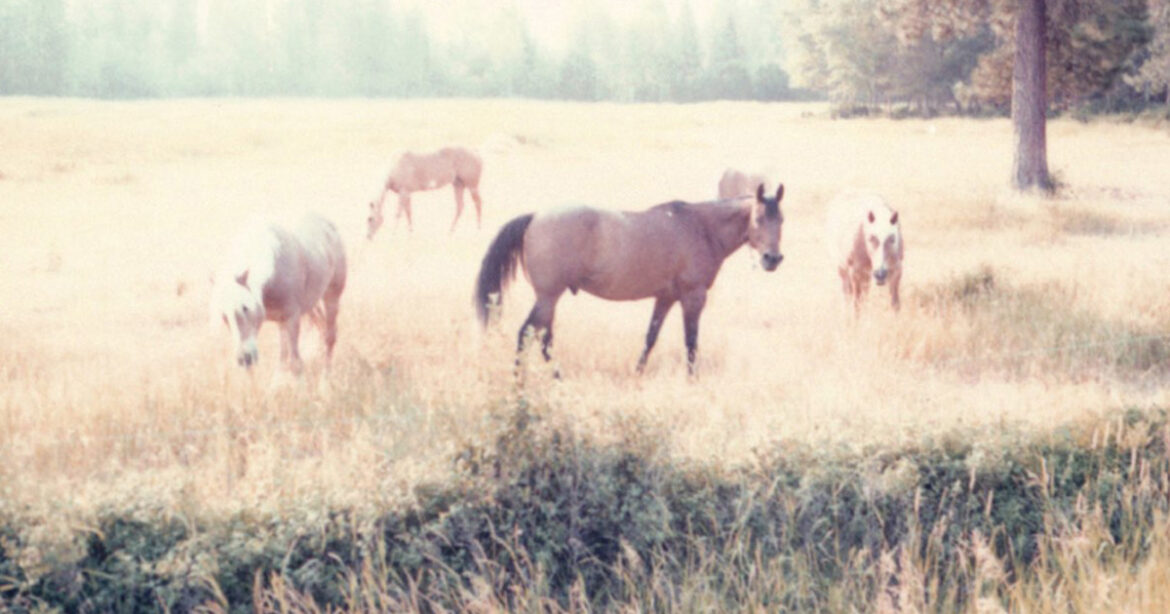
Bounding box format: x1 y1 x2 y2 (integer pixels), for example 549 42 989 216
238 228 284 300
695 201 751 261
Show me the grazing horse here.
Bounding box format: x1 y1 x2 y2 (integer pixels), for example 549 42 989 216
825 192 903 316
210 212 347 373
717 168 770 200
474 184 785 377
367 146 483 237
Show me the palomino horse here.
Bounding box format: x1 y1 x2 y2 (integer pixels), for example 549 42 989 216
210 212 347 373
717 168 770 200
367 146 483 237
474 184 785 377
825 192 903 315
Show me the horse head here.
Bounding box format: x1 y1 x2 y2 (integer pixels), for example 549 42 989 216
366 200 384 240
749 183 785 272
865 208 901 286
211 270 266 369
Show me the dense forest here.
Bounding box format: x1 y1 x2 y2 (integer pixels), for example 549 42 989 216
1 0 1169 113
0 0 797 101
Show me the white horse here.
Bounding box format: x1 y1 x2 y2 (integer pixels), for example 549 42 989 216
717 167 771 200
825 192 904 316
210 212 347 373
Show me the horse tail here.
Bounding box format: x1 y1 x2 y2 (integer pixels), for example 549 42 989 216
474 213 534 327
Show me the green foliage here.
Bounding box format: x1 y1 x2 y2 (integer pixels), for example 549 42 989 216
3 402 1170 612
1129 0 1170 102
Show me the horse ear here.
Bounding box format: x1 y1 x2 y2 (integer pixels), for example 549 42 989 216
775 184 784 202
890 211 899 225
867 210 876 224
235 270 249 287
755 183 765 202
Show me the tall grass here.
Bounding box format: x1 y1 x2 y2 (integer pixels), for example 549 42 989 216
2 99 1170 610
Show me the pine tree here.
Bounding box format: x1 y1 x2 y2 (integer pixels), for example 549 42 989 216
1129 0 1170 101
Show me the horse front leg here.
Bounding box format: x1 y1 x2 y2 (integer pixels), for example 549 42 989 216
450 181 466 233
680 290 707 378
636 296 675 374
837 266 854 317
851 269 869 318
279 323 290 364
396 193 413 232
367 193 388 240
282 316 304 375
889 268 902 313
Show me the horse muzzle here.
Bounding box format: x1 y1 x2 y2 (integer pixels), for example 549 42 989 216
237 351 258 369
761 253 784 272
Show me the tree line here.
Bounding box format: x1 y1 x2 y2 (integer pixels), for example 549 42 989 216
0 0 802 102
796 0 1170 117
3 0 1168 120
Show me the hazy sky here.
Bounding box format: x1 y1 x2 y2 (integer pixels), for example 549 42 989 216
409 0 724 53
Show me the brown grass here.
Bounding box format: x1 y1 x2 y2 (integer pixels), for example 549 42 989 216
1 98 1169 530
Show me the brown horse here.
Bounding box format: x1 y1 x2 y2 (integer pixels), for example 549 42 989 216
367 146 483 237
474 184 785 377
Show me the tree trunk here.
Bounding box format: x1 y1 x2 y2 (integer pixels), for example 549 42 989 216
1011 0 1053 192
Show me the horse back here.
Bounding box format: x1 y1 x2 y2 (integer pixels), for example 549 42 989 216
525 204 698 301
441 146 483 184
289 213 347 305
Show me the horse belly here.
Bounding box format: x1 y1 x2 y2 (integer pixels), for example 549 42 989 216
580 274 670 302
583 215 686 300
579 248 680 301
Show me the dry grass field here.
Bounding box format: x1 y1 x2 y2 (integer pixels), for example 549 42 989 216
2 98 1170 609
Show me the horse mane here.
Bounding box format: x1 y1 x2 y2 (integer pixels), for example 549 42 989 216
221 219 284 291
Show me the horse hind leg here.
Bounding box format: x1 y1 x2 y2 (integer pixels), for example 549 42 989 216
515 293 561 381
470 185 483 228
637 296 675 374
450 180 466 233
319 297 340 369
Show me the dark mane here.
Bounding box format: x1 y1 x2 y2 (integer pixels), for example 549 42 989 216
651 197 748 211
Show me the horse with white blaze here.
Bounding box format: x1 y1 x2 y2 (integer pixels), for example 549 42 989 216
825 192 904 316
210 212 347 374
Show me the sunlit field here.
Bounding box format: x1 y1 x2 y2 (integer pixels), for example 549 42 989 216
3 98 1170 609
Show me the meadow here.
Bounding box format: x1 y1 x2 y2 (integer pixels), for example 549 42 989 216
2 98 1170 611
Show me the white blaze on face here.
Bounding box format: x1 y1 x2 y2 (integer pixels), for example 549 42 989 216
865 208 901 285
212 276 265 368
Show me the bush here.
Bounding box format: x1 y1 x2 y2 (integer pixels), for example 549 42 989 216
1 404 1169 611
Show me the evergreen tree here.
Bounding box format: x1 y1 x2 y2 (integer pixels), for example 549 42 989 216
669 0 705 100
706 12 754 99
1129 0 1170 102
